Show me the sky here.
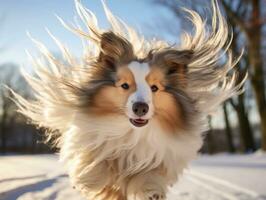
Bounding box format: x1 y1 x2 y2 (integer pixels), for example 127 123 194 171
0 0 174 66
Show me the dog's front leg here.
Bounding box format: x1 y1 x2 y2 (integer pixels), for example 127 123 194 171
127 172 167 200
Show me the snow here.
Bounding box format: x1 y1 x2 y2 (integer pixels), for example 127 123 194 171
0 154 265 200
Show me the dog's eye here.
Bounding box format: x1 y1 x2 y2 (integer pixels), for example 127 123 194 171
151 85 158 92
121 83 129 90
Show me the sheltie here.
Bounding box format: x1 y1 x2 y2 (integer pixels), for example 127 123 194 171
13 0 245 199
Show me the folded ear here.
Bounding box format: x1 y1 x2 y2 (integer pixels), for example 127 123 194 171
150 49 193 87
98 31 134 70
151 49 193 74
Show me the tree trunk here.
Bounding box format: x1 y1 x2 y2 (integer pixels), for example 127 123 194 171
248 0 266 150
251 76 266 150
31 130 37 154
236 93 256 152
206 116 215 154
223 103 235 153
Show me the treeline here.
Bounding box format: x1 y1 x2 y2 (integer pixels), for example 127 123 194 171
0 64 52 153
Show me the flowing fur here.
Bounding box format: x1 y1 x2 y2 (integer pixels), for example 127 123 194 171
12 1 245 199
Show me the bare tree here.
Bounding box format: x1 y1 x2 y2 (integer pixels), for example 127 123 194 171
223 102 235 152
221 0 266 150
227 21 256 152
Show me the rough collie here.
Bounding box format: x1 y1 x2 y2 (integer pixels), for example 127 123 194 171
13 0 245 199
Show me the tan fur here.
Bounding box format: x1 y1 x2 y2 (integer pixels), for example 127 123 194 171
116 66 136 89
153 92 183 134
95 186 125 200
146 68 165 91
90 66 136 116
90 86 125 116
146 68 184 133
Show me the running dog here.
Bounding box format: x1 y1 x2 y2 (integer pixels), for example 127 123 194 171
13 1 245 199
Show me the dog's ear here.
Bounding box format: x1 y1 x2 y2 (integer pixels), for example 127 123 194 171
151 49 193 86
151 49 193 75
98 31 134 70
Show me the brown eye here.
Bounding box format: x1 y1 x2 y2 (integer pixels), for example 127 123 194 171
121 83 129 90
151 85 158 92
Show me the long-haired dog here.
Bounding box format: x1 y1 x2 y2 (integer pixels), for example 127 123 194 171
13 1 245 199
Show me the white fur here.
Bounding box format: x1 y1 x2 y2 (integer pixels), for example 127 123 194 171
126 61 154 120
60 112 202 199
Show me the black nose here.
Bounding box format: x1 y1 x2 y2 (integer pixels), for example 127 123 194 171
132 102 149 117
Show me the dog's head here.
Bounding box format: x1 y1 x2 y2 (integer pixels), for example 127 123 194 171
80 31 194 132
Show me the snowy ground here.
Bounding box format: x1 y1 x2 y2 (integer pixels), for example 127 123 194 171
0 154 265 200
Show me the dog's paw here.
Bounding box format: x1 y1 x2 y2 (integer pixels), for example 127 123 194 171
146 191 166 200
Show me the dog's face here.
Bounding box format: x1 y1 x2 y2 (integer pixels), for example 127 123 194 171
82 32 194 133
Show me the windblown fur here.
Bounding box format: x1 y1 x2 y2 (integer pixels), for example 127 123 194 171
12 1 245 199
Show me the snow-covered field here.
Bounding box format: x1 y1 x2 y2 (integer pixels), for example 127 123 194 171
0 154 265 200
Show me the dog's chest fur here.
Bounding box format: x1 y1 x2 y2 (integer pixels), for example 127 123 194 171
60 114 202 189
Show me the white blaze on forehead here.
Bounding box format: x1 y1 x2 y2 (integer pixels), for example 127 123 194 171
128 61 151 103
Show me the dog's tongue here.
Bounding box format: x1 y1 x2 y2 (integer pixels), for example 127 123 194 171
135 119 146 123
130 118 148 127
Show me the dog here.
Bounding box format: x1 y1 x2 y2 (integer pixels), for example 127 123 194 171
13 0 245 199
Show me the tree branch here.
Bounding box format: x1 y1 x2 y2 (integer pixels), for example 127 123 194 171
220 0 249 36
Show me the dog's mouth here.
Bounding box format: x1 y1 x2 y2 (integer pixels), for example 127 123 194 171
129 118 149 127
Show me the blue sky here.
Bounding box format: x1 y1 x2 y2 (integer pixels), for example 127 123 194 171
0 0 175 66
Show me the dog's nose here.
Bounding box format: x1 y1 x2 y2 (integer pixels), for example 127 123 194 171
132 102 149 117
